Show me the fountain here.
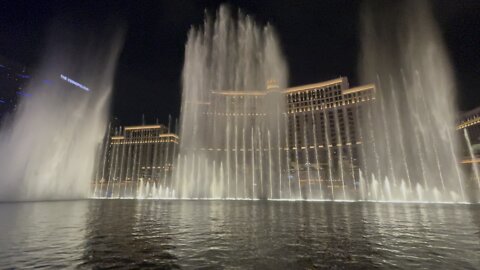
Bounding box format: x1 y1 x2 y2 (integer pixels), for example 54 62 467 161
356 0 474 202
176 6 288 199
0 25 123 201
91 3 478 203
170 2 478 202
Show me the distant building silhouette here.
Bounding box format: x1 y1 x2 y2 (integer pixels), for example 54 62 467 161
0 55 30 119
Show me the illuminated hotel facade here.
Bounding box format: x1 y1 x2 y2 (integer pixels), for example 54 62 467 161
94 124 179 197
284 78 375 190
457 106 480 152
96 77 376 198
180 76 376 196
457 107 480 186
95 78 479 199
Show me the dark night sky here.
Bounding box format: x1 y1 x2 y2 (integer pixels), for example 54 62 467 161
0 0 479 125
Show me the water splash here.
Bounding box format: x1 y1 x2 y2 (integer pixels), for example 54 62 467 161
0 25 123 201
176 5 288 199
357 0 467 202
91 3 477 204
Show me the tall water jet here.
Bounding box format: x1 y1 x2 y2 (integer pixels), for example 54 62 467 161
0 23 123 201
177 5 288 199
358 0 466 202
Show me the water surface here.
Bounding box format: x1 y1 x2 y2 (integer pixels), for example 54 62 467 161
0 200 479 269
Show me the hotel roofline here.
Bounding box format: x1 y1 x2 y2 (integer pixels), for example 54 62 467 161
457 105 480 130
111 133 179 140
210 77 374 97
284 77 346 93
124 125 166 131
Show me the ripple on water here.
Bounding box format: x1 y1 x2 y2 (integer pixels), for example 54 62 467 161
0 200 478 269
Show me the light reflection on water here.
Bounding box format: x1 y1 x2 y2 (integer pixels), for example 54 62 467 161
0 200 479 269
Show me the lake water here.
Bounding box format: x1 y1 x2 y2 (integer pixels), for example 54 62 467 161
0 200 479 269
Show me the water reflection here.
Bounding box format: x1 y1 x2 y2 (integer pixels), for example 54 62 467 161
0 200 478 269
0 201 88 268
80 200 179 269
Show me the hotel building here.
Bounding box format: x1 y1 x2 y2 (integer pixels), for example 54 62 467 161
457 106 480 199
457 106 480 151
94 124 179 197
284 78 375 190
97 77 375 198
179 76 375 197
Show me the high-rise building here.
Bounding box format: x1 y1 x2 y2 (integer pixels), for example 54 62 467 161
457 106 480 163
178 76 375 198
457 106 480 196
0 55 30 119
458 107 480 146
0 55 94 121
284 78 375 191
94 124 179 198
95 77 375 199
